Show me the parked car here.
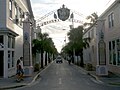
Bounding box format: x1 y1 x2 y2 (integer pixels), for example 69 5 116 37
56 56 63 63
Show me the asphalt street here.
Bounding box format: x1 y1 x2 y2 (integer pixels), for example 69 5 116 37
15 60 120 90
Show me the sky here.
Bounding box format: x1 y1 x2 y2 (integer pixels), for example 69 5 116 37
30 0 115 52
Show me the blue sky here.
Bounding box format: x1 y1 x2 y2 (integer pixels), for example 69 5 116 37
30 0 115 52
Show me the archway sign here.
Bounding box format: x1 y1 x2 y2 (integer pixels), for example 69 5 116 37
36 4 83 27
57 4 70 21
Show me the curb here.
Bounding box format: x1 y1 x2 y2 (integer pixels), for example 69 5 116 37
0 72 41 89
28 60 54 85
0 84 27 90
109 82 120 86
89 73 103 83
72 63 104 84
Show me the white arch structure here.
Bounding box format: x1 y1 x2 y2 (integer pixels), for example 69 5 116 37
36 5 86 27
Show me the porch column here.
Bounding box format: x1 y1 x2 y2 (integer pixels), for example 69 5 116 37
4 34 8 78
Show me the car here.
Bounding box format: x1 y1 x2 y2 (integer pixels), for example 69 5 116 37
56 56 63 63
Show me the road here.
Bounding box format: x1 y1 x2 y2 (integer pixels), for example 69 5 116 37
16 60 120 90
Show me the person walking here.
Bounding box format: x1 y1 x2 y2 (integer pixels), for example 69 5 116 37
16 59 21 82
19 57 24 80
68 56 71 65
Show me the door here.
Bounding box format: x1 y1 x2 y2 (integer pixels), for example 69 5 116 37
0 51 4 77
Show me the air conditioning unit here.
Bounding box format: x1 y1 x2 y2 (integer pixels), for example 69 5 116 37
96 65 108 76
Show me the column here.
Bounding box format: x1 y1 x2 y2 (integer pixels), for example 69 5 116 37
96 20 108 76
23 14 33 76
4 34 8 78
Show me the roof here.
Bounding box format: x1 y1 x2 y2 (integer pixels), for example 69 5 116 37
99 0 119 18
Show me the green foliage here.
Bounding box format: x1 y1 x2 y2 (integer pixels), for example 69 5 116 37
85 63 93 71
62 25 91 67
32 32 58 68
83 12 98 28
34 63 40 72
32 32 58 55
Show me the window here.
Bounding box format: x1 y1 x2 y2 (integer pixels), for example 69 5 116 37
112 41 116 65
8 51 10 68
109 42 112 64
8 36 15 48
0 35 4 48
12 37 15 48
7 35 15 68
14 3 24 26
9 0 12 18
8 36 11 48
14 3 17 17
109 39 120 66
12 51 14 67
108 13 114 28
14 3 19 24
8 51 15 68
19 8 23 26
117 39 120 65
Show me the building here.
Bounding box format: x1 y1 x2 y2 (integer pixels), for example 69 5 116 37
83 0 120 74
99 0 120 74
83 23 97 67
0 0 35 78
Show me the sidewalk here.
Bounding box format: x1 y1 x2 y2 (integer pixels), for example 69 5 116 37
96 72 120 86
77 65 120 86
0 71 40 90
0 61 54 90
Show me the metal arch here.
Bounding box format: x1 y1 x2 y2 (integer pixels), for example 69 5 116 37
38 19 60 27
37 19 83 27
36 9 57 23
70 9 86 18
36 5 86 26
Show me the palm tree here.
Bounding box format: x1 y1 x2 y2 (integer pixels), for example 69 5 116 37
32 32 57 68
84 12 98 28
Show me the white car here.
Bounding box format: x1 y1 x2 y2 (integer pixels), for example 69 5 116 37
56 56 63 63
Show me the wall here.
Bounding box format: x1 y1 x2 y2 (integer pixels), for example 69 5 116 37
0 0 6 28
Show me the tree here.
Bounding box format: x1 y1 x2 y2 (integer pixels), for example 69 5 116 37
62 26 90 67
32 32 57 68
84 12 98 28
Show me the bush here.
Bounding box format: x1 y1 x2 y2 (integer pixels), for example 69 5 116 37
34 63 40 72
85 63 93 71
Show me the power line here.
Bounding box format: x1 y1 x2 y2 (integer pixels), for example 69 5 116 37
105 0 112 6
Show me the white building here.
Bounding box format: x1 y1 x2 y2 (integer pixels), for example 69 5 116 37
0 0 35 78
83 23 97 67
83 0 120 74
99 0 120 74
